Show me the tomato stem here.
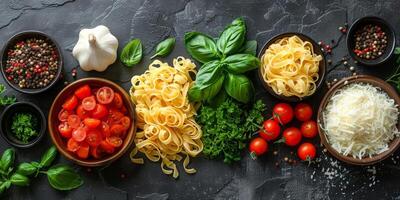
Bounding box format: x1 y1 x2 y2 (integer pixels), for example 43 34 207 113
274 137 285 144
250 151 257 160
273 112 283 125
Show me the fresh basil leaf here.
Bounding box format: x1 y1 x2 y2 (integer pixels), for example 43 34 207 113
394 47 400 55
224 73 254 103
120 39 142 67
184 32 220 63
238 40 257 56
47 165 83 191
203 74 225 101
0 181 11 194
151 37 175 59
10 173 29 186
207 88 227 107
224 54 260 74
188 84 203 102
39 146 57 168
217 18 246 56
196 61 223 89
0 149 14 172
16 163 37 176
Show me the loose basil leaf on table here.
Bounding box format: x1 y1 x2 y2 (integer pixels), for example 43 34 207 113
224 73 254 103
16 163 37 176
47 165 83 191
238 40 257 56
39 146 57 168
151 37 175 59
184 32 220 63
10 173 29 186
217 17 246 56
120 39 143 67
0 149 14 173
223 54 260 74
195 60 223 89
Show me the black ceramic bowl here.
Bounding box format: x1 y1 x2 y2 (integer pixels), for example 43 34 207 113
347 16 396 66
0 102 46 148
258 32 326 102
0 31 63 94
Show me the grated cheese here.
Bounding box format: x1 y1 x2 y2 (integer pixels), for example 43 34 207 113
321 83 399 159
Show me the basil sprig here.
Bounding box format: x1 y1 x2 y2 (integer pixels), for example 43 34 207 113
185 17 259 103
120 39 143 67
151 37 175 59
47 165 83 191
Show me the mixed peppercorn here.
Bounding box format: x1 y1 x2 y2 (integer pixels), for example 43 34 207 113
4 38 59 89
353 24 387 60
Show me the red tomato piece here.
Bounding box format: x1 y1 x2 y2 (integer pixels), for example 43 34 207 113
92 104 108 119
282 127 302 147
72 127 87 142
260 119 281 141
74 84 91 100
273 103 294 125
300 120 318 138
67 138 80 152
100 121 111 137
120 116 131 130
294 103 313 122
110 124 125 136
83 118 101 129
120 105 127 114
58 109 70 122
108 109 124 124
91 147 101 159
63 95 78 111
249 137 268 158
106 136 123 147
67 114 81 129
86 130 102 147
58 122 72 138
82 96 96 111
76 142 90 159
113 93 123 108
96 87 115 104
100 140 115 154
297 143 316 161
76 105 90 119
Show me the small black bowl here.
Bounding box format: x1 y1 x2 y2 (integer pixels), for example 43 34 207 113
0 102 46 148
258 32 326 102
347 16 396 66
0 31 63 94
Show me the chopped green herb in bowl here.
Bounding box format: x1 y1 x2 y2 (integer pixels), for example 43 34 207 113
11 113 39 144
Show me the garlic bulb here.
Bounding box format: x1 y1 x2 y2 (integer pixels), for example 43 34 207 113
72 25 118 72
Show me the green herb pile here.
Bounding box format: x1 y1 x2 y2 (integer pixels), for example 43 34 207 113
11 113 38 144
0 147 83 195
197 99 265 164
386 47 400 90
0 84 16 106
185 17 260 104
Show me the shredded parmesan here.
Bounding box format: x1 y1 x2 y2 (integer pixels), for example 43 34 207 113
321 83 399 159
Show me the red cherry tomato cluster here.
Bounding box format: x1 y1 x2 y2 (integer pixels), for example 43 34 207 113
57 84 130 159
249 102 317 162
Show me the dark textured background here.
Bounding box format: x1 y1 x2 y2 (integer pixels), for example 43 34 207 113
1 0 400 199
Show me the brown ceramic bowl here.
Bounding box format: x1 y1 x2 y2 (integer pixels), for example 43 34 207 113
258 32 326 102
48 78 136 167
317 75 400 165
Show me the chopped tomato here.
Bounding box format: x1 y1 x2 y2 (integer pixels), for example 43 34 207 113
90 147 101 159
120 105 127 114
58 109 70 122
86 130 102 146
106 136 123 147
76 105 90 119
92 104 108 119
100 140 115 154
100 121 111 137
113 93 123 108
82 96 96 111
58 122 72 138
63 95 78 111
76 142 89 159
67 138 80 152
72 127 87 142
120 116 131 130
108 109 124 124
83 118 101 129
110 124 125 136
96 87 114 104
74 84 91 99
67 114 81 128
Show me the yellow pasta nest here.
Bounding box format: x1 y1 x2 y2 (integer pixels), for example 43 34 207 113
261 35 322 98
130 57 203 178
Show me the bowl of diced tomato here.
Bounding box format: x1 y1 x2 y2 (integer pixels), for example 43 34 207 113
48 78 136 167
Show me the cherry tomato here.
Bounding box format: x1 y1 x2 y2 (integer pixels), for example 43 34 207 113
58 109 70 122
106 136 123 147
67 138 80 152
110 124 125 136
63 95 78 111
91 104 108 119
91 147 101 159
74 84 91 99
120 116 131 130
83 118 101 129
100 140 115 154
76 105 90 119
96 87 114 104
86 130 102 147
108 109 124 124
297 143 316 161
72 127 87 142
282 127 302 146
273 103 293 125
58 122 72 138
120 105 127 114
260 119 280 141
300 120 318 138
100 121 111 137
249 137 268 158
67 114 81 129
113 93 123 108
294 103 313 122
77 142 90 159
82 96 96 111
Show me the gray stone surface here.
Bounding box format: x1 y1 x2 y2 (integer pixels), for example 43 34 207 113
1 0 400 199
